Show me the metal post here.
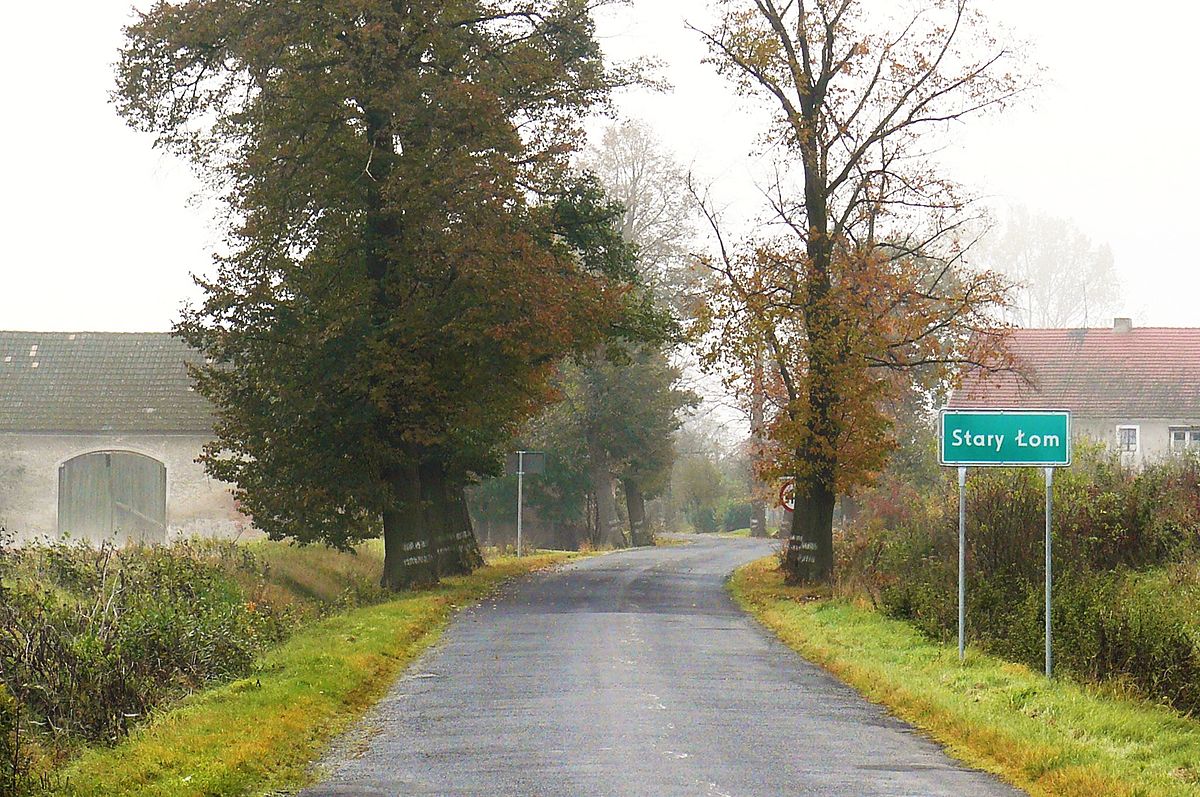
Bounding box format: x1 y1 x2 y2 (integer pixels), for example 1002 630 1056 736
516 451 525 557
958 466 967 663
1045 467 1054 678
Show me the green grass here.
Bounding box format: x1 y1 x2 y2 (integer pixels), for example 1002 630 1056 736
731 557 1200 797
55 552 579 797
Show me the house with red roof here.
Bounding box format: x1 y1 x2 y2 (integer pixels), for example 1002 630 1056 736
0 331 250 545
950 318 1200 467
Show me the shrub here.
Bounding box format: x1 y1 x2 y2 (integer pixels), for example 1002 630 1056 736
0 683 53 797
685 505 719 533
841 447 1200 713
0 540 288 744
722 502 753 532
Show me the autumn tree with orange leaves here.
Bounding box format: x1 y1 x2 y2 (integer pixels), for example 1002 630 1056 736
692 0 1024 582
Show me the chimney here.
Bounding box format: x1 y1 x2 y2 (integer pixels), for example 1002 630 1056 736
1114 317 1133 334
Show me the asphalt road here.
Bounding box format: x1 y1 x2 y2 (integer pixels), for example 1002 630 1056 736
302 537 1024 796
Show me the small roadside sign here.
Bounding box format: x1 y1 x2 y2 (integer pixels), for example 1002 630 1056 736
939 409 1071 467
778 480 795 512
505 451 545 475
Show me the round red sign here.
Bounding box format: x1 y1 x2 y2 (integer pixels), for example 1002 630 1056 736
778 480 795 512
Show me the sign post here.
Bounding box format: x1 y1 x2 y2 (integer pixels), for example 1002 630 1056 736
506 451 546 557
940 410 1070 674
1045 467 1054 678
958 466 967 662
517 452 525 557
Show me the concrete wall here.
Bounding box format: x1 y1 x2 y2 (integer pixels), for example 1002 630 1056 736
0 432 254 545
1074 417 1200 468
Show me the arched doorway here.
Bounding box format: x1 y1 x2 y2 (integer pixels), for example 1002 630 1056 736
58 451 167 545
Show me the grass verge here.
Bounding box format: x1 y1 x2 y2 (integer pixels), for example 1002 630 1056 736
730 557 1200 797
56 552 578 797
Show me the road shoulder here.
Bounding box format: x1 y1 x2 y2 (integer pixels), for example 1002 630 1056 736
731 556 1200 797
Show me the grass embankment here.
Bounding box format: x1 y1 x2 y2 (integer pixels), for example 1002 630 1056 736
731 557 1200 797
57 551 576 797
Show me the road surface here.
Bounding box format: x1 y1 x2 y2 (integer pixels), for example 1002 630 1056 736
303 537 1023 796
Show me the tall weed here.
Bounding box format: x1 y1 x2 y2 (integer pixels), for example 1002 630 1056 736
0 537 286 744
843 446 1200 712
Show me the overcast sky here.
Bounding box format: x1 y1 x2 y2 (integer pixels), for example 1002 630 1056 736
1 1 1197 332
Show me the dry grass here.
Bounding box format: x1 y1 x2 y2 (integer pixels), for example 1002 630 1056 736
242 538 387 617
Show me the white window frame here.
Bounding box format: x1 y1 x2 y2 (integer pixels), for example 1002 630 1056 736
1169 426 1200 451
1116 424 1140 453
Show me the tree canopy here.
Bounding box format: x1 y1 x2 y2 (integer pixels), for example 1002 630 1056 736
115 0 645 587
694 0 1025 582
975 206 1120 329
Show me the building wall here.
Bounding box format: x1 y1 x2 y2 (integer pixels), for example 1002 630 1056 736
1074 417 1200 468
0 432 253 545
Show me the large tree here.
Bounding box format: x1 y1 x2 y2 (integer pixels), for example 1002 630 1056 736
694 0 1021 582
115 0 642 588
578 119 702 311
541 119 699 547
975 206 1120 329
569 347 696 547
467 346 694 549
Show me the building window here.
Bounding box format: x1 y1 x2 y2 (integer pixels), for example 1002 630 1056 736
1117 426 1139 453
1169 427 1200 451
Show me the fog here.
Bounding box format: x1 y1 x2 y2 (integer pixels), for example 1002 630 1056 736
1 0 1197 331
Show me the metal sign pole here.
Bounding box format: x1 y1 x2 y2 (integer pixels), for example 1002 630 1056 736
516 451 525 558
958 466 967 663
1045 467 1054 678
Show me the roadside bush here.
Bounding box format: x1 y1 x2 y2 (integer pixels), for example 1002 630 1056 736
722 502 753 532
0 539 288 744
0 677 54 796
845 447 1200 713
686 505 719 533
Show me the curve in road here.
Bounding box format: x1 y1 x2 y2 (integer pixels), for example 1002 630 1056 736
303 537 1024 796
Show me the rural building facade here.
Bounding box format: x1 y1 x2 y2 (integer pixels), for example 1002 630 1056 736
0 331 249 545
950 319 1200 467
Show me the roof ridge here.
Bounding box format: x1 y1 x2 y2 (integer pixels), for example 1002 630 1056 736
1013 326 1200 332
0 330 177 336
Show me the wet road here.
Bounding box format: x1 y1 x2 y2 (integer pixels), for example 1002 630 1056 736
302 537 1024 796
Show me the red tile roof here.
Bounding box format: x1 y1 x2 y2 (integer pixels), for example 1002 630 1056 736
949 327 1200 418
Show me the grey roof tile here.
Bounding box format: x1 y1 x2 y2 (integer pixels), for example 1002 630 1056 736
0 331 214 433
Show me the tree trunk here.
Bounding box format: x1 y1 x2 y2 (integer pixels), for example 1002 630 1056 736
588 438 623 548
749 352 769 538
421 460 483 577
380 463 437 590
783 472 835 584
624 479 651 546
380 460 482 591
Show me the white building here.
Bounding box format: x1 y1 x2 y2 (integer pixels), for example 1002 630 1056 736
0 331 250 545
950 318 1200 467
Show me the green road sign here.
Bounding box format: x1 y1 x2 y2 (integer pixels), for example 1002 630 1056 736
939 409 1071 467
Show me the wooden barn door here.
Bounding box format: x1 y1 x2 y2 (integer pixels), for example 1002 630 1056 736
58 451 167 545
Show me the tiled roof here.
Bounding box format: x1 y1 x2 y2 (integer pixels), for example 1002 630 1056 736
0 331 214 433
949 327 1200 418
